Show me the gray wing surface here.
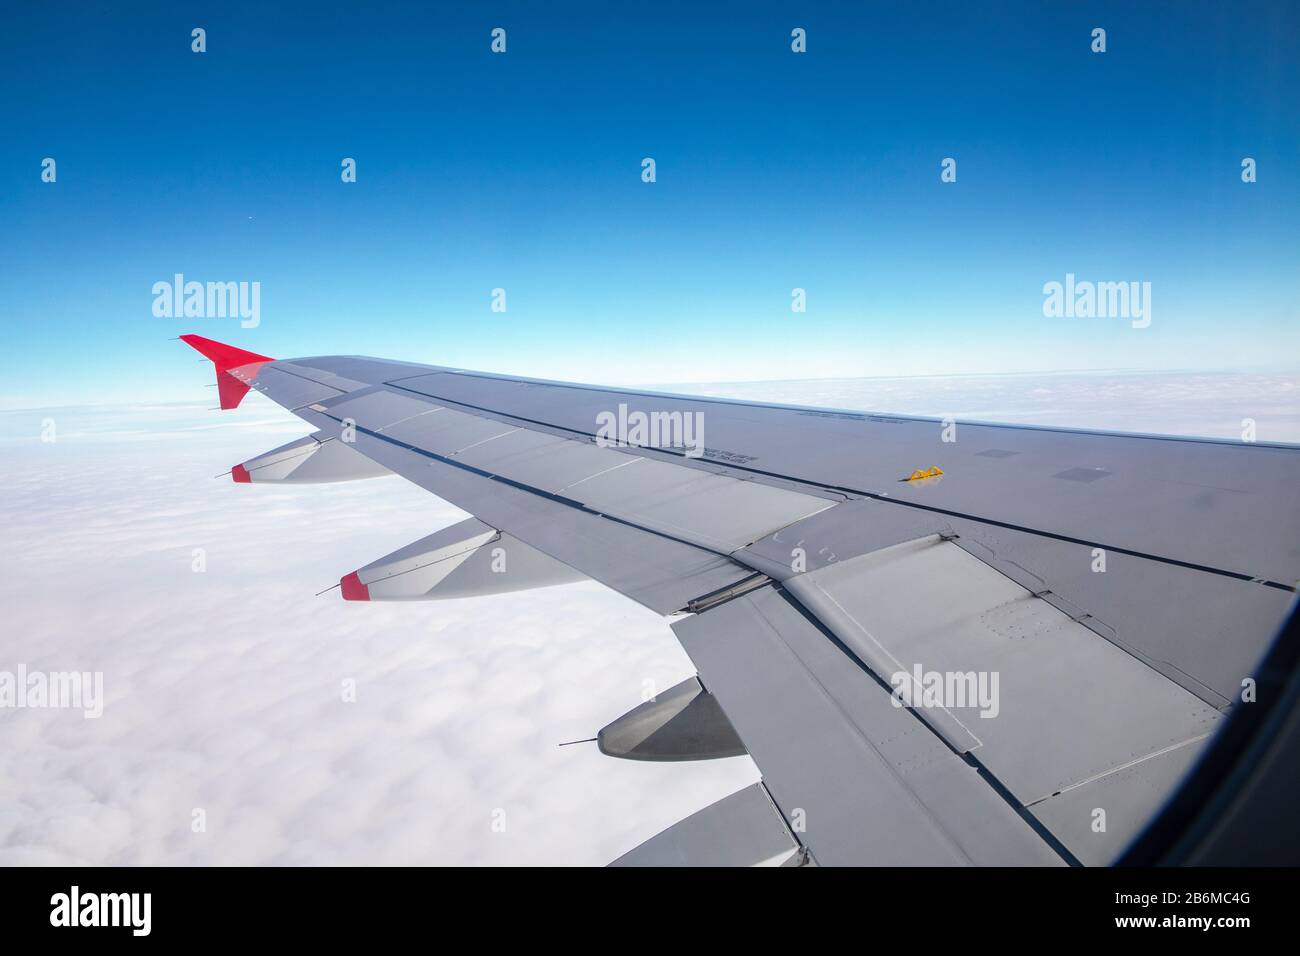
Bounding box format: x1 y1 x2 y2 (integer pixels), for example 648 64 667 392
209 346 1300 866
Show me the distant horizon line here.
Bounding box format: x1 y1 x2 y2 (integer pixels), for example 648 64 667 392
3 364 1299 414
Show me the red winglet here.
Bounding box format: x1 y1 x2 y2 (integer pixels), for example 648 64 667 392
179 334 275 410
340 572 370 602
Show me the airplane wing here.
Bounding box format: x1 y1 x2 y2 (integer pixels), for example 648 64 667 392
180 334 1300 866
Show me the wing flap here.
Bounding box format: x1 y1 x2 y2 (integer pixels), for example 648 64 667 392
780 533 1222 861
1028 739 1206 866
673 586 1067 866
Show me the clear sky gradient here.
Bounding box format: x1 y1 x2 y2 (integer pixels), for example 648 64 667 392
3 1 1298 407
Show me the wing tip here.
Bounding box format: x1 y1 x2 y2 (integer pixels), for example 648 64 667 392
340 572 370 602
180 335 275 411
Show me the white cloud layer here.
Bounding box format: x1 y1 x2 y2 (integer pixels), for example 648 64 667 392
0 403 757 865
660 369 1300 443
1 369 1296 865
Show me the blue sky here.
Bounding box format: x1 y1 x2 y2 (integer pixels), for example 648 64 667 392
3 1 1298 407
